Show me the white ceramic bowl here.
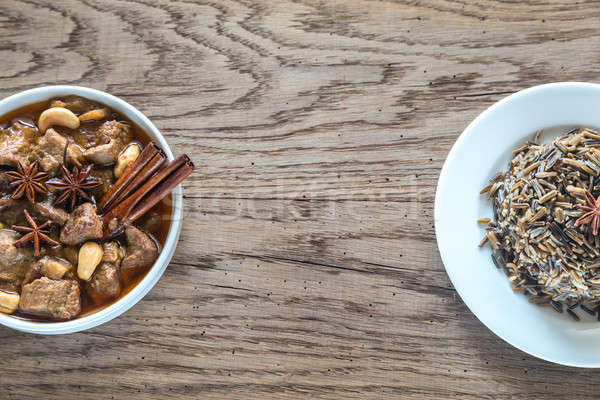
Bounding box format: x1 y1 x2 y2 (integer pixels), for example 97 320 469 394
0 86 183 334
435 82 600 367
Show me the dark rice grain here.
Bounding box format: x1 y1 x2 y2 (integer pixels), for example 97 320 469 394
580 304 596 316
567 309 580 321
552 301 563 313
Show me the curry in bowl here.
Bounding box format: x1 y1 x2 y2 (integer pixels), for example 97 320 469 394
0 96 193 321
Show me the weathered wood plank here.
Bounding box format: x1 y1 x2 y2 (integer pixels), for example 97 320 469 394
1 0 600 399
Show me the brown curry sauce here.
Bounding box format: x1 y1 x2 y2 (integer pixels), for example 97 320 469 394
0 99 172 321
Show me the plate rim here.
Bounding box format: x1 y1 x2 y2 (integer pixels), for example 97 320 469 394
434 81 600 368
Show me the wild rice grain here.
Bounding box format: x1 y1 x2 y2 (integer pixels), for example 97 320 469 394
512 144 529 155
539 190 558 204
486 231 500 249
554 201 572 209
478 236 488 248
511 202 529 209
552 301 564 313
584 130 600 141
566 185 586 195
556 141 569 154
567 309 580 321
529 207 547 222
536 171 558 179
523 161 542 175
491 252 506 269
480 184 492 194
580 304 596 316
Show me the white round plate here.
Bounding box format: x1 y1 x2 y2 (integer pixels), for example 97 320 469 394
435 82 600 367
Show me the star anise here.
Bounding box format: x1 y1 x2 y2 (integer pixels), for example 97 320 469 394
5 161 48 203
575 190 600 235
46 164 102 211
12 210 59 257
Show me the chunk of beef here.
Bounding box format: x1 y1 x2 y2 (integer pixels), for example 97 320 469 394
121 225 159 270
59 121 103 149
51 96 104 115
41 257 72 280
32 200 69 226
0 197 24 227
60 203 103 245
0 121 40 166
19 277 80 320
83 121 132 164
0 172 10 193
23 256 72 285
139 212 162 234
102 241 123 264
89 167 114 198
88 263 120 299
88 242 123 300
0 230 35 292
0 197 67 228
35 128 83 173
60 245 79 266
22 262 41 286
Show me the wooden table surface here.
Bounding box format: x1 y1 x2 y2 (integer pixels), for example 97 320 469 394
2 0 600 399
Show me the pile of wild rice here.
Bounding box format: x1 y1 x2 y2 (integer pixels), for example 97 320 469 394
480 127 600 321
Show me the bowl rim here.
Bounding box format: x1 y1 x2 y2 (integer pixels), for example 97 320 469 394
435 81 600 367
0 85 183 334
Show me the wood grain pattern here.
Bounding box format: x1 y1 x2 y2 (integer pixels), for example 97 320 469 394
1 0 600 398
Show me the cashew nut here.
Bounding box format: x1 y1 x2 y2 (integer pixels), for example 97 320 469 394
79 108 110 122
78 242 103 280
114 143 141 178
37 107 80 133
0 290 19 314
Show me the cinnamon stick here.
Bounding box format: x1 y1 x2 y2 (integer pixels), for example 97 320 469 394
97 142 164 212
102 155 193 228
128 157 194 222
108 152 166 209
